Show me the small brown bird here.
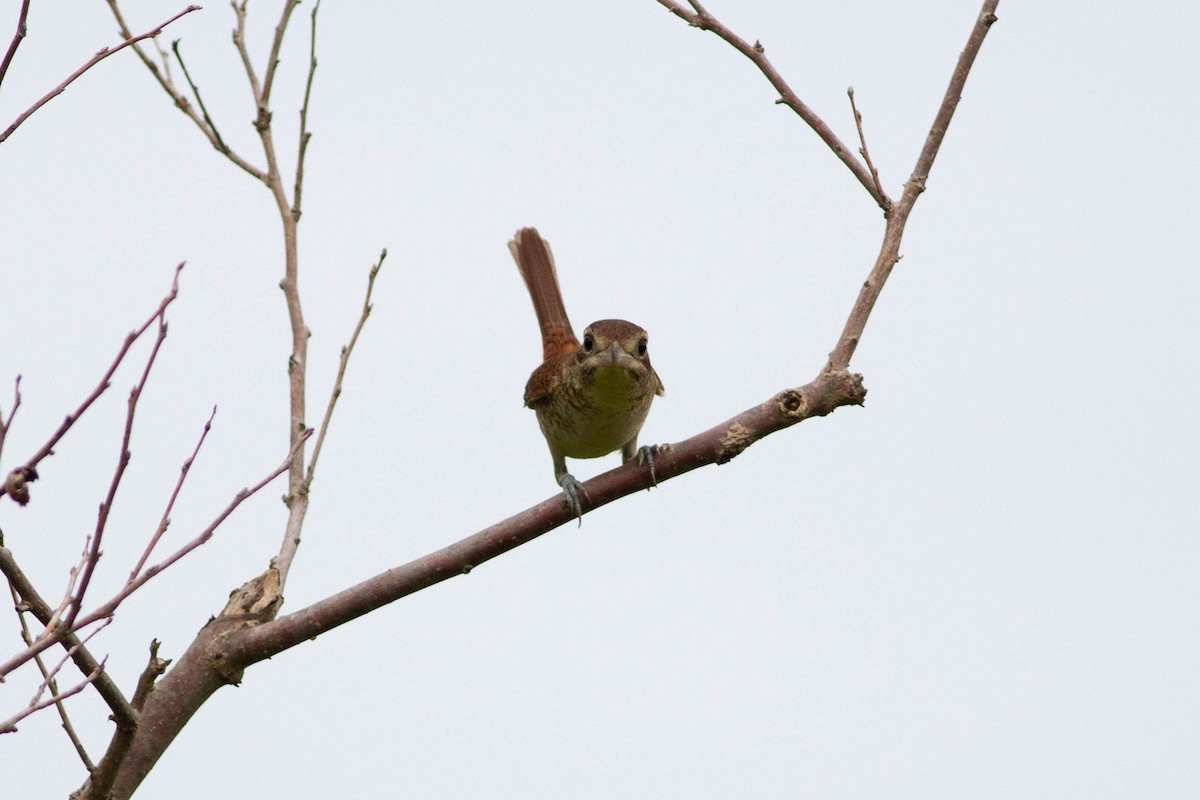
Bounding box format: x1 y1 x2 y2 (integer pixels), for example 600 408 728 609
508 227 664 518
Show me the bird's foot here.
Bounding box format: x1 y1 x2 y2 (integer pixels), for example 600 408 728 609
635 443 671 487
559 473 590 525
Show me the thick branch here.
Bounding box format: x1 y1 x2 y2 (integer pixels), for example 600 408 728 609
230 369 863 663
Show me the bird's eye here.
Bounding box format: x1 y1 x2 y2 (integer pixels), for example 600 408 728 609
637 338 648 357
582 332 594 352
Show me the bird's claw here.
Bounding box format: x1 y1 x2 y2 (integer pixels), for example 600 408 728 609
635 443 671 487
559 473 589 525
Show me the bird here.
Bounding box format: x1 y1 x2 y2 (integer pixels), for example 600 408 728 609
507 227 665 519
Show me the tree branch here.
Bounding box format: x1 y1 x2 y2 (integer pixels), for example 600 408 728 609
0 655 106 735
103 0 269 182
0 0 31 97
826 1 999 371
0 375 21 467
305 249 384 489
0 5 198 144
0 430 307 681
66 313 170 630
1 264 183 506
170 38 229 153
129 406 217 581
655 0 891 211
6 579 94 767
847 87 886 210
292 0 320 221
0 542 137 730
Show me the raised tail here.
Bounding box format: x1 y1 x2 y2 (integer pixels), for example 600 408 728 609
508 227 579 361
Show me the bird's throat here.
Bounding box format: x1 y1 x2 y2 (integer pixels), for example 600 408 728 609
588 365 642 410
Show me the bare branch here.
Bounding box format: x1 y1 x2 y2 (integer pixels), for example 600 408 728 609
847 87 887 212
230 2 264 108
103 0 269 182
170 38 229 153
129 406 217 582
67 313 171 629
656 0 890 210
0 654 108 734
76 427 312 630
84 640 170 799
0 375 22 465
0 0 31 96
259 0 302 109
227 370 864 664
826 1 1000 372
6 578 94 768
0 542 136 728
0 429 308 680
306 249 385 489
0 265 183 505
292 0 320 220
0 5 199 144
130 640 171 711
228 0 1005 666
25 620 111 712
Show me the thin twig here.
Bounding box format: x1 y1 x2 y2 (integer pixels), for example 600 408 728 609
825 0 1000 372
27 620 111 711
130 640 170 711
129 406 217 582
0 265 183 505
847 87 887 213
0 657 107 735
306 250 385 488
0 430 309 679
292 0 320 220
170 39 228 152
655 0 890 210
7 580 94 768
0 0 31 97
78 428 312 628
103 0 269 182
0 542 137 728
230 2 264 111
0 5 198 144
0 375 21 463
66 311 171 629
259 0 302 110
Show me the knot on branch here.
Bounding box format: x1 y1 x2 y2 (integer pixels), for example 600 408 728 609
219 568 282 621
717 422 754 464
253 107 272 132
776 389 806 418
811 369 867 415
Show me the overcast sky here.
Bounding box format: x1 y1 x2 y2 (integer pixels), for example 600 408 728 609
2 1 1197 797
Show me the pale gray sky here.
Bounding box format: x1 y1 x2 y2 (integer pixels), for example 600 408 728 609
2 1 1197 797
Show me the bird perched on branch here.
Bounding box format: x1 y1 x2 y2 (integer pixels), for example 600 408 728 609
507 227 665 520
